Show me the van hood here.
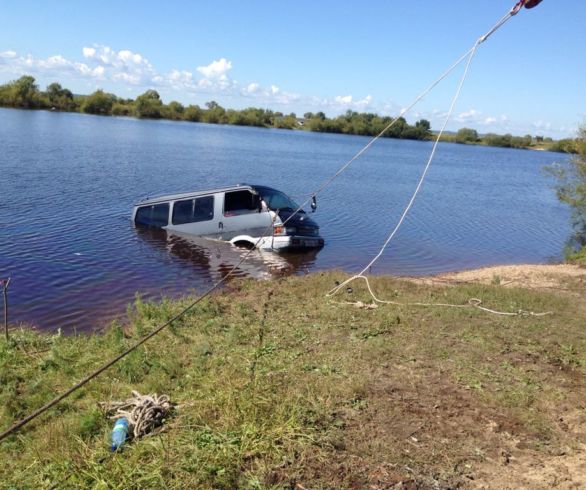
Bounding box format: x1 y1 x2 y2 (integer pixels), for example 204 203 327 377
277 210 319 229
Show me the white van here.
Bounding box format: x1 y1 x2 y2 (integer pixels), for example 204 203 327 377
132 184 324 251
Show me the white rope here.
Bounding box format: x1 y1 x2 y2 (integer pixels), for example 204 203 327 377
334 276 552 317
282 6 522 229
325 6 553 318
281 48 474 228
328 39 481 298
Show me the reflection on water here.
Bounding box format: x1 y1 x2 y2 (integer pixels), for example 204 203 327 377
135 226 320 281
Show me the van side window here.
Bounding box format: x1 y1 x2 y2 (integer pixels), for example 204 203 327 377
135 203 169 227
172 196 214 225
224 190 260 216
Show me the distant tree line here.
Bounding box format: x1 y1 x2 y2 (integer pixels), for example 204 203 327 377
0 75 431 140
0 75 573 150
441 127 576 153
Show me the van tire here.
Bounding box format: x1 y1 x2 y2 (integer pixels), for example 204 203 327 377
232 240 255 250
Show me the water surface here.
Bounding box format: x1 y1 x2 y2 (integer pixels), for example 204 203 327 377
0 108 570 331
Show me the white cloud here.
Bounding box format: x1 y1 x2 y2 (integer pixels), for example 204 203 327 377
92 65 105 77
532 120 552 131
196 58 232 79
82 47 95 58
243 82 260 94
118 50 143 65
78 45 156 85
330 94 373 112
167 69 194 89
455 109 479 123
335 95 353 104
113 72 141 84
0 50 105 80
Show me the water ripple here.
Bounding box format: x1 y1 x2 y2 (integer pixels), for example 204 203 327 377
0 108 570 332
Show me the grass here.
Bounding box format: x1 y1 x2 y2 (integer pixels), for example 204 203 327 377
568 245 586 266
0 272 585 489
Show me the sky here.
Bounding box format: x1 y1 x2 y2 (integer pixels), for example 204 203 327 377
0 0 584 138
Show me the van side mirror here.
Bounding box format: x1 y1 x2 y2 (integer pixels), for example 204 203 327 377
311 195 317 213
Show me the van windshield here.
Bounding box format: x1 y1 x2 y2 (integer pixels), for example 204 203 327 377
256 188 302 212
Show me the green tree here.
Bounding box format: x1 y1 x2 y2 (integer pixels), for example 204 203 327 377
111 101 134 116
203 101 227 124
547 126 586 262
0 75 44 108
163 100 185 120
14 76 40 108
135 89 163 118
184 104 203 122
81 90 116 115
483 133 512 148
550 138 576 153
386 117 406 138
45 82 74 111
455 127 479 144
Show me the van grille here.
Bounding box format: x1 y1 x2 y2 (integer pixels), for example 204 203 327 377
297 226 319 237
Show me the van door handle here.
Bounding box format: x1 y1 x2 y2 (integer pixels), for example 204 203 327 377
218 221 224 229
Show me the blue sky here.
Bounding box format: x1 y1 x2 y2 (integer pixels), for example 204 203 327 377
0 0 583 138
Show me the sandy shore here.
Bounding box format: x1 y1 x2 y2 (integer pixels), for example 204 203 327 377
413 263 586 290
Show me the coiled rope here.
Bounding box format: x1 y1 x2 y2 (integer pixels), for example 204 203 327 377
0 1 543 443
101 391 173 439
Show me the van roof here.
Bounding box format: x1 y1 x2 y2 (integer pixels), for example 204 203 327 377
134 184 277 207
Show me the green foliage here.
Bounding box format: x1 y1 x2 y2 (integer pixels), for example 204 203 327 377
46 82 75 111
550 138 576 153
484 132 513 147
303 112 430 140
111 100 134 116
202 100 227 124
567 246 586 265
547 126 586 254
226 107 273 127
455 127 479 144
162 100 184 120
0 75 45 108
135 89 163 118
183 104 203 122
81 89 117 115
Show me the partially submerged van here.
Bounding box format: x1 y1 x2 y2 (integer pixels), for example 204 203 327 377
132 184 324 251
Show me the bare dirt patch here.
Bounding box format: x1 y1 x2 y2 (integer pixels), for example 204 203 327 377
471 443 586 490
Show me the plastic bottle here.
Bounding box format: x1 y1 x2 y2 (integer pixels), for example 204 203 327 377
111 417 129 451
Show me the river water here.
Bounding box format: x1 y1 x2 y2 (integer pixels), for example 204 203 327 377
0 108 570 332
